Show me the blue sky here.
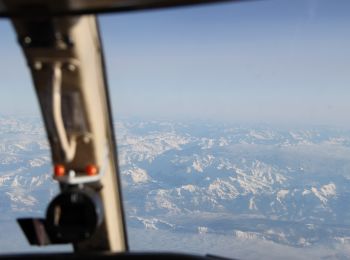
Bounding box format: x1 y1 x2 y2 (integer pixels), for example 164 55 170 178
0 0 350 126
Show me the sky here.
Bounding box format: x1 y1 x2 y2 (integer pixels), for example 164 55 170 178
0 0 350 126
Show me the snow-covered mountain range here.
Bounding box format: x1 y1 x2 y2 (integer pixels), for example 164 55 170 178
116 120 350 249
1 116 350 258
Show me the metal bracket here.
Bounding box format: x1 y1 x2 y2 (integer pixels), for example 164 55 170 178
54 144 109 185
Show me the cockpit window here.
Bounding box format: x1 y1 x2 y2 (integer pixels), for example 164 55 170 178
101 0 350 259
1 0 350 258
0 21 71 253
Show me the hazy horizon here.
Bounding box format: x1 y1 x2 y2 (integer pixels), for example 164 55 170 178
0 0 349 126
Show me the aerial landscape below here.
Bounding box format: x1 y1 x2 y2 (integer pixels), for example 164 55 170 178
0 115 350 259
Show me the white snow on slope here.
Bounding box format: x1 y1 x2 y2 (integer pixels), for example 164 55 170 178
310 183 336 204
125 167 149 184
277 190 289 203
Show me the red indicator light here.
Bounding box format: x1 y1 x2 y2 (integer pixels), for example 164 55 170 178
54 164 65 177
86 164 98 176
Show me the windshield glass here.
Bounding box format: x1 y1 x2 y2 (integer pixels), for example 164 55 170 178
0 21 71 253
101 0 350 259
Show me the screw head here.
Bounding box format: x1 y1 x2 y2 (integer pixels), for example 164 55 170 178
33 62 43 70
67 63 76 72
23 36 32 45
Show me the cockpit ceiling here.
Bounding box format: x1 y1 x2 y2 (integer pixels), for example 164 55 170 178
0 0 251 18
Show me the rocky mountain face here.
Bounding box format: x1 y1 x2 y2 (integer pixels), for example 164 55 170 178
1 116 350 255
116 120 350 248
